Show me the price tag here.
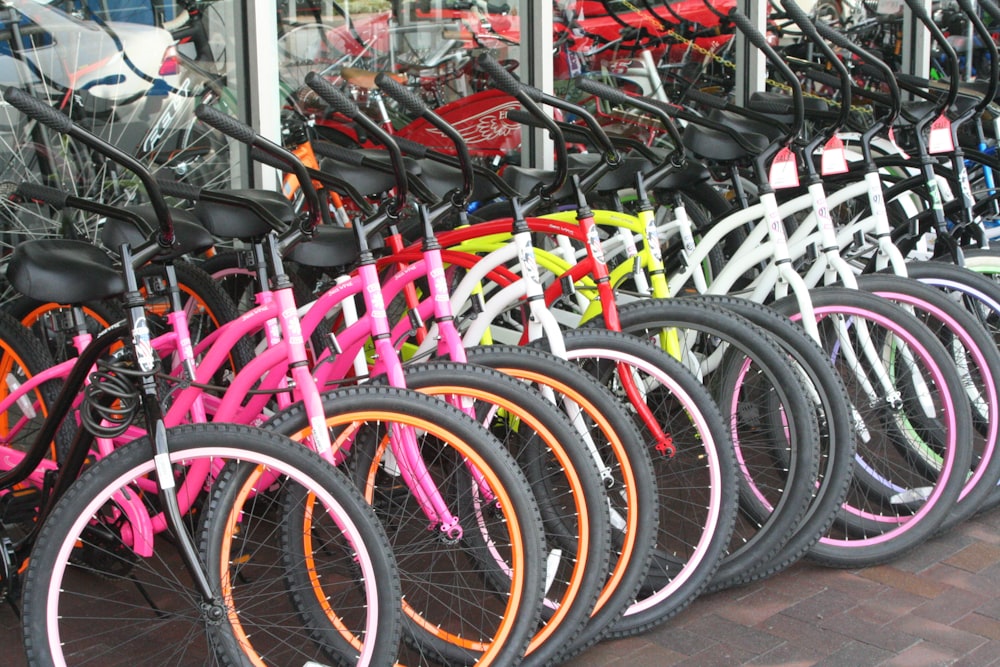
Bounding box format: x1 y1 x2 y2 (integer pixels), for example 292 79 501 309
888 128 910 159
769 147 799 189
927 115 954 154
821 135 849 175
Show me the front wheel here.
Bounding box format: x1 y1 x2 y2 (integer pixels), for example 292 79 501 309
20 423 403 667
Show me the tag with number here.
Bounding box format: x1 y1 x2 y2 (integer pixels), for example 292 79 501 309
928 115 954 154
769 147 799 189
821 135 849 175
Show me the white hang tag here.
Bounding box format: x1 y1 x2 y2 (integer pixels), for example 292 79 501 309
769 147 799 189
927 115 954 154
821 135 849 175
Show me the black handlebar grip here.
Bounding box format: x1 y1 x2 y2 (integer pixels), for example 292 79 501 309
728 8 773 56
575 76 635 108
374 73 427 117
812 14 859 50
311 141 368 167
249 146 292 172
780 0 821 39
506 108 543 127
155 176 202 201
684 88 728 110
803 68 842 88
391 136 429 159
3 87 74 134
477 53 528 99
16 182 68 209
304 71 359 119
751 98 794 115
897 72 931 89
900 0 934 25
195 105 256 145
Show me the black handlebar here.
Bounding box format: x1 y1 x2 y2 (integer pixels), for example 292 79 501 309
729 7 803 146
194 104 331 230
304 71 409 211
374 72 476 206
4 85 176 248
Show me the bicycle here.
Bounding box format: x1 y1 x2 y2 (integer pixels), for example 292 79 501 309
0 83 408 666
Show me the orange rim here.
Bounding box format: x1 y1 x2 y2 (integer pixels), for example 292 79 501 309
291 410 530 663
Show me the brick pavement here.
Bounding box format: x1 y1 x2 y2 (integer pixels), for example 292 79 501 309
2 504 998 666
572 505 1000 667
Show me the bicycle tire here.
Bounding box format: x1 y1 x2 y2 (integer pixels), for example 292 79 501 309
263 385 548 667
856 271 1000 531
20 423 403 667
534 328 739 636
460 343 660 662
0 308 71 464
393 361 612 667
769 287 974 567
680 293 857 583
606 298 822 591
949 248 1000 511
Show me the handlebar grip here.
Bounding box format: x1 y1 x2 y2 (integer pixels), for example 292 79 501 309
155 176 202 201
752 98 794 115
3 87 74 134
195 105 256 145
249 146 292 172
802 68 841 89
897 72 931 89
477 53 532 99
684 88 728 110
728 8 773 57
374 72 427 117
506 108 542 127
304 71 359 119
901 0 934 25
311 141 368 167
575 76 635 109
391 135 429 159
780 0 821 39
16 182 68 209
812 14 858 50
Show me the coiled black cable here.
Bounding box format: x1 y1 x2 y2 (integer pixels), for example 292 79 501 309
80 359 150 438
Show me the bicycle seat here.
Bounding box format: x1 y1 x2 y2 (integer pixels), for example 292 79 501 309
897 96 977 126
566 153 655 193
102 207 216 262
708 108 784 142
411 159 504 203
501 164 586 201
319 151 422 197
194 189 294 240
749 90 830 118
6 239 125 304
285 225 378 269
682 123 769 162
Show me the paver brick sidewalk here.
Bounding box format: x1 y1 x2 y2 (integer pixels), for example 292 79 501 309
2 503 997 666
573 507 1000 667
